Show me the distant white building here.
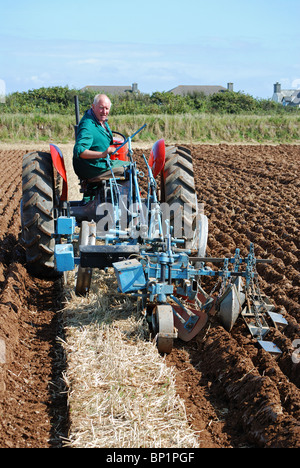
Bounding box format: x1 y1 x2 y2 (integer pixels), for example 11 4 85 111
0 79 5 103
272 82 300 107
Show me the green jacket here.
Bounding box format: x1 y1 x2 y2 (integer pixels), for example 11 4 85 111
73 109 125 179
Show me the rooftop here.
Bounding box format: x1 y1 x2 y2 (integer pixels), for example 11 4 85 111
80 84 138 95
168 85 228 96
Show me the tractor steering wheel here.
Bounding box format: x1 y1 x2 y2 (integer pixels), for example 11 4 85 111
112 131 126 143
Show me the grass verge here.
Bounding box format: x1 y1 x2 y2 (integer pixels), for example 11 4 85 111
1 113 300 144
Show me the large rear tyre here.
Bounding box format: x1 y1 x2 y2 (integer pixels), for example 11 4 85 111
21 151 59 278
161 146 199 249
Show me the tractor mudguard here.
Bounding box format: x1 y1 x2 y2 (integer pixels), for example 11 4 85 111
50 144 68 201
149 139 165 178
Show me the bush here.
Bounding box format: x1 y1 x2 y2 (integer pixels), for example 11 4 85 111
3 86 77 113
0 85 298 116
208 91 256 114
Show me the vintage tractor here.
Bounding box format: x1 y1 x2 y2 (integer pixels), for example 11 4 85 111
20 98 288 356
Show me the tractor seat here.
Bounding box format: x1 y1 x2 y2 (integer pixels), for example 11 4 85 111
84 166 127 184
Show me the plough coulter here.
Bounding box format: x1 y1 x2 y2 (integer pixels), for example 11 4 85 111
20 100 287 356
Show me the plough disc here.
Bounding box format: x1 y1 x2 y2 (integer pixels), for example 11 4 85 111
218 276 245 332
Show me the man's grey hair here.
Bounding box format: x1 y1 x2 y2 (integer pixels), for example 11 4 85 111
93 94 112 107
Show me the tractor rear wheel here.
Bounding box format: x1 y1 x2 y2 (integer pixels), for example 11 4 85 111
21 151 58 278
161 146 199 249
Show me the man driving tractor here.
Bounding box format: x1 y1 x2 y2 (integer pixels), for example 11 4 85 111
73 94 129 181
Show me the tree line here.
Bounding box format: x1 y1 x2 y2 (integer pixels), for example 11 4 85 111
0 85 298 115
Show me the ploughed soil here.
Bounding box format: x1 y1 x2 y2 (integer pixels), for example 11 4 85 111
0 144 299 448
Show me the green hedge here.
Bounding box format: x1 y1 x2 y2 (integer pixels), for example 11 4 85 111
1 85 299 116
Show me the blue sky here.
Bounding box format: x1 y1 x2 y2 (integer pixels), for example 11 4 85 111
0 0 299 98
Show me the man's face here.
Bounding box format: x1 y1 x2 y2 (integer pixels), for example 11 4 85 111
92 97 111 122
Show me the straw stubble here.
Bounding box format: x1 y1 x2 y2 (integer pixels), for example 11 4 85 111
61 269 199 448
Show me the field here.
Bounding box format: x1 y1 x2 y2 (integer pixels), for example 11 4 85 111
0 142 299 448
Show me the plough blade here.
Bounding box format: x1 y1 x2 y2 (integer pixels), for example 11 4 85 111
242 305 270 338
241 295 285 357
172 304 208 342
268 311 288 330
171 287 214 342
257 340 282 358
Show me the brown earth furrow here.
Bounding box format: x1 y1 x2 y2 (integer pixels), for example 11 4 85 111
190 325 300 448
0 261 67 447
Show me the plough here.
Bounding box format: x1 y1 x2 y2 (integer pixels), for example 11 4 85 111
20 100 287 356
